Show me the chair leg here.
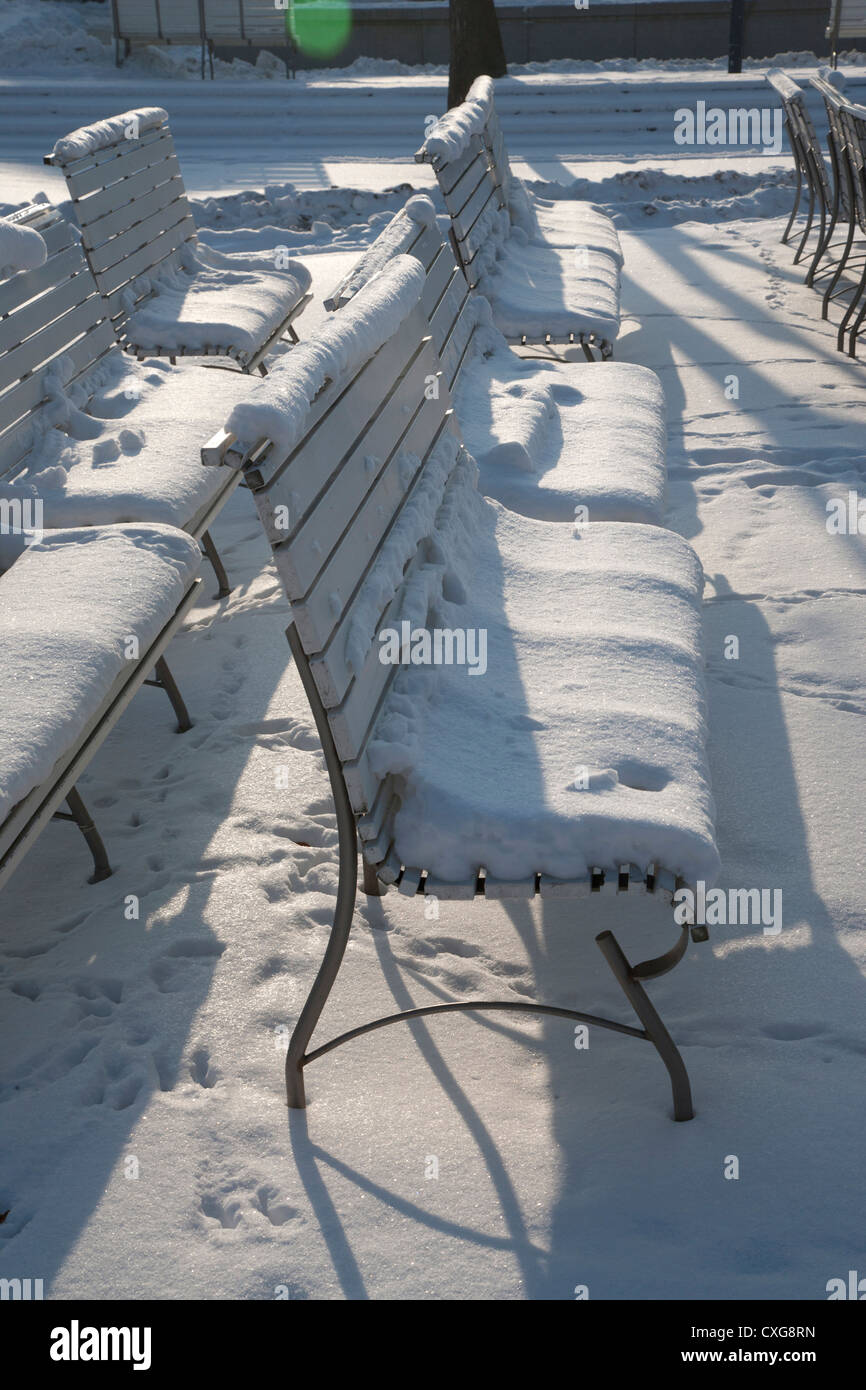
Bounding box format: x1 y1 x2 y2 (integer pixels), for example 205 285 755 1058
793 183 816 264
822 217 856 318
201 529 232 599
595 928 694 1122
62 787 112 884
147 656 192 733
836 254 866 351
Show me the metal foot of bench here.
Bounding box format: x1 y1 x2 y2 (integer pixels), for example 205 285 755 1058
362 856 387 896
58 787 112 883
201 529 232 598
781 164 803 244
595 926 694 1121
145 656 192 733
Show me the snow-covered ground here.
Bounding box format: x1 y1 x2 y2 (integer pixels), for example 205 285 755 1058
1 3 865 1301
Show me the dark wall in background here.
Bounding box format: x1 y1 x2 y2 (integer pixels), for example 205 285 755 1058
204 2 864 71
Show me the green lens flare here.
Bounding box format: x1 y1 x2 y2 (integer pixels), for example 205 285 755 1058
289 1 352 59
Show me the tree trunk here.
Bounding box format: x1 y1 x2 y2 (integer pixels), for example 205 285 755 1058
448 0 507 108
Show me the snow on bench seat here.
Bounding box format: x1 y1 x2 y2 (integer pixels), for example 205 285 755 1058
511 185 625 262
5 357 259 533
326 198 664 525
122 244 311 364
0 523 201 825
478 238 621 343
371 469 719 887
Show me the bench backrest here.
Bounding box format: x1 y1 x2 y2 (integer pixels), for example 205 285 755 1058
0 203 114 480
324 198 477 396
112 0 205 44
45 109 197 330
827 0 866 40
767 70 831 202
810 71 856 213
465 75 513 206
836 98 866 229
201 0 288 42
203 257 466 860
415 104 506 289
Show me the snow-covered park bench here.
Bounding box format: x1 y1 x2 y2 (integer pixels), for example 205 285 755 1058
415 78 622 359
202 256 718 1123
45 108 311 375
325 194 666 525
110 1 292 78
827 0 866 67
0 522 201 890
0 200 265 596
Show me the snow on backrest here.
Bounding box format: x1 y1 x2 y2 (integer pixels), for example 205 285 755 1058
113 1 204 43
0 203 113 478
203 255 467 815
416 100 507 285
46 109 197 327
465 75 512 203
325 197 478 395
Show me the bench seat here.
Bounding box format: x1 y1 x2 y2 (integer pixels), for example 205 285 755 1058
479 239 621 342
510 184 625 263
455 342 666 525
123 246 311 366
373 481 719 887
0 523 201 827
6 360 257 534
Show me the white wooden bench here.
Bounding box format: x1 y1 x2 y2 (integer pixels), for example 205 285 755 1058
44 109 312 375
111 0 294 77
415 84 622 359
202 255 718 1124
325 195 666 526
0 523 202 890
464 74 625 265
827 0 866 66
0 201 260 596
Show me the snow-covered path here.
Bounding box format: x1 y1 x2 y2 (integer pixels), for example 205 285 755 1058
1 196 864 1298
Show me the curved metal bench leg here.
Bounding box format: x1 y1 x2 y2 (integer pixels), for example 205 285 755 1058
822 214 856 318
201 529 232 599
782 160 802 244
62 787 112 884
837 255 866 351
793 183 816 264
285 623 359 1109
595 927 694 1121
147 656 192 733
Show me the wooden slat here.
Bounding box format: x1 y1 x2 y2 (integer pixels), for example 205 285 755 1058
256 313 428 533
434 135 486 196
61 128 171 198
439 297 477 388
87 196 193 276
420 244 461 322
100 217 192 300
0 317 114 450
0 272 102 364
452 178 499 246
265 338 440 588
77 152 184 232
428 269 469 357
0 243 84 320
0 296 109 396
280 389 448 654
445 153 490 220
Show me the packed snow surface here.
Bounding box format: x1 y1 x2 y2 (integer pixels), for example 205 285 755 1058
0 213 46 279
0 523 201 822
